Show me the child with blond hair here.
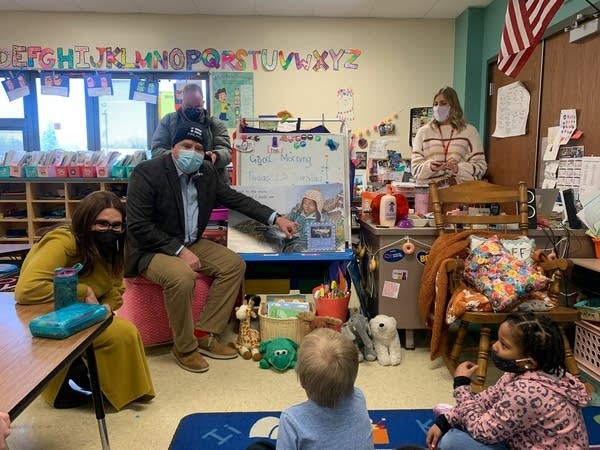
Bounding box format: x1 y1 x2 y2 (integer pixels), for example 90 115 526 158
276 328 373 450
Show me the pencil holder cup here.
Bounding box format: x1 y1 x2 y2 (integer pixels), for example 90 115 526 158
315 292 351 325
54 263 82 310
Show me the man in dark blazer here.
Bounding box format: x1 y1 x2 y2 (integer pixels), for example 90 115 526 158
126 123 297 373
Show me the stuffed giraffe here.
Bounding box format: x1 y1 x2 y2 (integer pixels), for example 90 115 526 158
235 297 262 361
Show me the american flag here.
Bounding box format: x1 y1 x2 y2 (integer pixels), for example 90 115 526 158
497 0 564 78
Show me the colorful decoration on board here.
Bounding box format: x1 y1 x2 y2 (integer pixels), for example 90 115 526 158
0 45 362 72
129 78 159 104
1 73 30 101
40 71 70 97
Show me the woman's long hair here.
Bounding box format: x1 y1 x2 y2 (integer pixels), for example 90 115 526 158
430 86 467 132
70 191 125 278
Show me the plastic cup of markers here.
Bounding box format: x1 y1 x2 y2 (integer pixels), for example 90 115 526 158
315 293 351 327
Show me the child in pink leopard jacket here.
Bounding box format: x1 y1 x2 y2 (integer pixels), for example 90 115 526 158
426 312 590 450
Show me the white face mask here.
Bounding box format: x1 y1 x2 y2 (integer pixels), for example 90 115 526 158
433 105 451 123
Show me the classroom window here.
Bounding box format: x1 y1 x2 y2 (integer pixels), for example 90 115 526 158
0 78 25 118
99 79 148 151
158 78 208 119
35 78 87 152
0 130 24 153
0 71 209 153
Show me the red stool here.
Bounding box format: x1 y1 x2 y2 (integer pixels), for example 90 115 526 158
119 274 212 346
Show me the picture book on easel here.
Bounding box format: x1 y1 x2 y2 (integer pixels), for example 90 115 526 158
227 183 346 253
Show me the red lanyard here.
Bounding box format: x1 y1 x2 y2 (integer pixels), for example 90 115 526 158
441 129 454 160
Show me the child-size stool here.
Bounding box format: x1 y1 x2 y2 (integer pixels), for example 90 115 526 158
119 274 212 346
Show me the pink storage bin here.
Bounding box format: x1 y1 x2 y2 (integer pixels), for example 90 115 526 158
118 273 212 346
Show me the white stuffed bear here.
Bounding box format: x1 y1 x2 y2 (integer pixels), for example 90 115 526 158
369 314 402 366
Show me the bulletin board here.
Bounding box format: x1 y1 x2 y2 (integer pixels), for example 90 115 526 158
231 132 351 254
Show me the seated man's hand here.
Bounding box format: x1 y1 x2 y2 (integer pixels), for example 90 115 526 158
179 247 201 272
275 215 298 239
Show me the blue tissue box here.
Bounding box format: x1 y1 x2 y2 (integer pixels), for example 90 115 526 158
29 303 109 339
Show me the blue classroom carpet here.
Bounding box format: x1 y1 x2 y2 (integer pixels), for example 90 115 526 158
170 407 600 450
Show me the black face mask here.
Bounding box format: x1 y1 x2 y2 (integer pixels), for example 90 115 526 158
182 107 203 122
491 350 535 373
92 231 122 260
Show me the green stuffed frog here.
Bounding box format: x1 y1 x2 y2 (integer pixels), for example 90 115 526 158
258 337 298 371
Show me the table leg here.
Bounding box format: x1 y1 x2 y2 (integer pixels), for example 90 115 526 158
86 344 110 450
404 329 415 350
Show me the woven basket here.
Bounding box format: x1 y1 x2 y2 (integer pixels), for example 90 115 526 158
258 301 314 345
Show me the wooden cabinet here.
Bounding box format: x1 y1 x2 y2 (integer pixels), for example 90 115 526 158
0 179 128 244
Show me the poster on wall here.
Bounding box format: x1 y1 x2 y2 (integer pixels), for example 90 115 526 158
1 74 30 101
492 81 529 138
129 78 159 104
337 88 354 121
40 72 70 97
209 72 254 129
85 74 113 97
409 107 433 147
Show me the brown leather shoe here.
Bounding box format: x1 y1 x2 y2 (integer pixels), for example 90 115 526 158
197 334 238 360
171 347 209 373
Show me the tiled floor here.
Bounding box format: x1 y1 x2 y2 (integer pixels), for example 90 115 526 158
6 330 463 450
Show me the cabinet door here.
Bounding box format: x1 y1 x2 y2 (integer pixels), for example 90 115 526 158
485 44 542 187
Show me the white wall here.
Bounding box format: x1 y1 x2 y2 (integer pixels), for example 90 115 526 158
0 12 454 157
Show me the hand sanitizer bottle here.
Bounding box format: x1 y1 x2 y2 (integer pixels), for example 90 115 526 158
379 184 397 227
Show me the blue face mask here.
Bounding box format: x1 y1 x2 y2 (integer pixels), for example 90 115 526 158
175 149 204 174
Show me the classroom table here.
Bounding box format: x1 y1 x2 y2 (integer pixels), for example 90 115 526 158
0 243 32 260
0 292 113 449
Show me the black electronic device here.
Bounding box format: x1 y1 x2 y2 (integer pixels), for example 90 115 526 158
562 188 583 229
527 188 537 229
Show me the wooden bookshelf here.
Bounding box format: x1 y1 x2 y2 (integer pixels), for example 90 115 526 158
0 178 128 244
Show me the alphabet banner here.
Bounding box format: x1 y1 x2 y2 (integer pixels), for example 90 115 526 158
0 45 362 72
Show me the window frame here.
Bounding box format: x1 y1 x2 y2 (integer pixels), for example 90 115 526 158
0 70 209 152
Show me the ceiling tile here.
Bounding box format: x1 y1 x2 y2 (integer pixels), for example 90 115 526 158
425 0 492 19
191 0 257 16
313 0 373 18
369 0 437 19
255 0 315 17
0 0 495 18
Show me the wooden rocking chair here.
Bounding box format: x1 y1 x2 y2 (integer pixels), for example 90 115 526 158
429 180 581 392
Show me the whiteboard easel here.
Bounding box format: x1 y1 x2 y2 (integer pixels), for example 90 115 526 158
233 122 351 250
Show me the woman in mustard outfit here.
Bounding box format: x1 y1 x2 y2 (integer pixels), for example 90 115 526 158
15 191 154 410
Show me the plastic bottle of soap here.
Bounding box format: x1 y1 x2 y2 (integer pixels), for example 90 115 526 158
379 184 397 226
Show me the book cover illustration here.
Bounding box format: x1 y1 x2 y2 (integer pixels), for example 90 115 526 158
228 183 346 253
